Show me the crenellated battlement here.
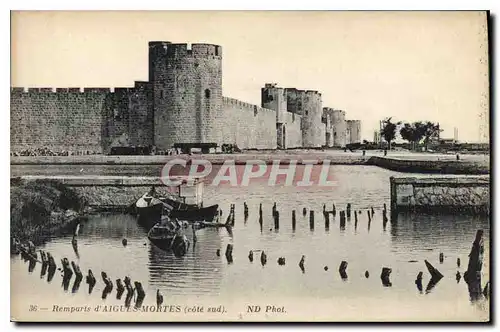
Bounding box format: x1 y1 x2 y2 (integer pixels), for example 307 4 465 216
191 43 222 56
324 107 345 114
84 88 112 93
305 90 321 96
223 97 276 115
264 83 280 88
162 42 222 58
12 87 111 94
149 41 172 47
10 85 153 94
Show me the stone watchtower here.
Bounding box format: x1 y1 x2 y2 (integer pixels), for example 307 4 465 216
148 41 223 150
262 83 287 149
326 108 347 147
301 90 323 148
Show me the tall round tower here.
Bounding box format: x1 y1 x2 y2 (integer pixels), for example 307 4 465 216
301 90 323 148
149 42 223 150
261 83 287 148
329 108 347 147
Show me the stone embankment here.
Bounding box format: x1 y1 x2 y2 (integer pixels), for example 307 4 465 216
390 176 490 214
10 178 87 245
11 153 489 174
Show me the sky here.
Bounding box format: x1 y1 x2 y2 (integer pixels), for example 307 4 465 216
11 11 490 142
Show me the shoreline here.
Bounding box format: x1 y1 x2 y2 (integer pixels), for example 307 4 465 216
10 179 88 246
10 153 490 175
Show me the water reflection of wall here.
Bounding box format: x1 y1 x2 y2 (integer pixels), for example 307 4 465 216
147 227 225 295
80 214 147 240
390 213 490 253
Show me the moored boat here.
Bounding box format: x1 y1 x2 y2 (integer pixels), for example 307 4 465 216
135 192 165 228
134 177 220 227
147 219 190 257
168 204 220 223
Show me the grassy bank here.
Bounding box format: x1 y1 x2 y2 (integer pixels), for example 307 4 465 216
10 179 88 244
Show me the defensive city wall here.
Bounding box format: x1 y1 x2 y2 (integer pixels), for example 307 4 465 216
10 41 361 155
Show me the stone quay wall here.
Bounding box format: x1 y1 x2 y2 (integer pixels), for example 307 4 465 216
390 176 490 214
369 156 489 175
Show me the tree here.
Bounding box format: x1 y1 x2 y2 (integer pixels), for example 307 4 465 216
422 121 442 151
399 121 426 151
380 117 401 150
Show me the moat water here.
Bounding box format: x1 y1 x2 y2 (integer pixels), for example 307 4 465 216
11 166 490 321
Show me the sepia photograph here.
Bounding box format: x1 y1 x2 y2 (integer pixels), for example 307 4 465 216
9 10 491 322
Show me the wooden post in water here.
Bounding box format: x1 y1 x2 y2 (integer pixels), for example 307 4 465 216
346 203 351 219
61 258 73 279
226 206 232 225
299 255 305 273
260 251 267 266
40 250 47 265
71 261 83 281
135 281 146 307
116 279 125 300
354 210 358 229
292 210 296 231
339 211 346 230
231 204 235 226
86 269 96 294
332 203 336 217
339 261 348 280
324 212 330 230
371 207 375 218
424 260 443 280
101 271 113 291
415 271 423 293
309 210 315 230
464 230 484 301
46 253 57 283
274 211 280 230
225 244 234 264
303 207 307 216
381 267 392 287
389 177 398 222
71 261 83 293
367 210 372 229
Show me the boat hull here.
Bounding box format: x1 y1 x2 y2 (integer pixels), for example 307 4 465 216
148 233 190 257
137 204 163 229
168 204 219 222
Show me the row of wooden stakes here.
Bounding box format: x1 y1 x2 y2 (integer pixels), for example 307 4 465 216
215 229 490 301
12 238 151 309
224 202 390 231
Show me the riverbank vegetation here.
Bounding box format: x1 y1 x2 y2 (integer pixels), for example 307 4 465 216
10 179 87 243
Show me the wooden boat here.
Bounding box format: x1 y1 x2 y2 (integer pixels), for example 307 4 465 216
135 193 165 227
161 196 199 211
135 177 220 227
147 220 190 257
168 204 220 222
